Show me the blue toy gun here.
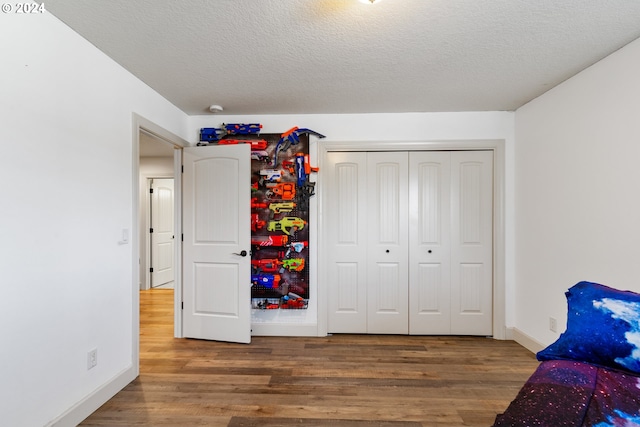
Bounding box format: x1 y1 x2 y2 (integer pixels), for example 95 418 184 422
198 127 225 143
224 123 262 135
272 127 325 167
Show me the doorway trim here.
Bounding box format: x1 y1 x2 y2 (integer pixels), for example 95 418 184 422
317 139 507 339
132 113 188 361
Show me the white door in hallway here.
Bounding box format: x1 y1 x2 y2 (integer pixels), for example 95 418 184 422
182 144 251 343
150 178 175 288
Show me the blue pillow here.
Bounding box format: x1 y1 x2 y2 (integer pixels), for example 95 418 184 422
537 281 640 375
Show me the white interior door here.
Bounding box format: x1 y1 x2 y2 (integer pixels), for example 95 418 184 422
326 152 368 333
150 178 175 288
182 144 251 343
408 152 452 334
450 151 493 335
409 151 493 335
327 150 493 336
367 152 409 334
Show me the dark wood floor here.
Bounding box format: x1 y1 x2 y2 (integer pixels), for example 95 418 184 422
81 289 538 427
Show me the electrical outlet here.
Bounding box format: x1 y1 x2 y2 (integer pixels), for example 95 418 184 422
549 317 557 333
87 348 98 370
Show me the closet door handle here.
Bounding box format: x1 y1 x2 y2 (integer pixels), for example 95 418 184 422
233 250 248 257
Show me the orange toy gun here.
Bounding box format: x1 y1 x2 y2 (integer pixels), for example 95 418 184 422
272 127 325 167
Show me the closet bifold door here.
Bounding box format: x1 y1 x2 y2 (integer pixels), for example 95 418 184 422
326 152 368 333
408 151 493 336
449 151 493 336
327 150 492 336
408 152 452 334
366 152 409 334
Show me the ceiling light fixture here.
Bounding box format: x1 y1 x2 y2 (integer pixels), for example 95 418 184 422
209 104 224 113
359 0 383 4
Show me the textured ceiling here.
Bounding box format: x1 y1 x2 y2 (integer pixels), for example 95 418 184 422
42 0 640 116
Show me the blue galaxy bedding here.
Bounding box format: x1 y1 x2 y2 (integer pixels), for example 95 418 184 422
494 282 640 426
493 359 640 426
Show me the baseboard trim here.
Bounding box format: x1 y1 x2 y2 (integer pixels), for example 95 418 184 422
47 365 137 427
511 327 546 354
501 326 514 340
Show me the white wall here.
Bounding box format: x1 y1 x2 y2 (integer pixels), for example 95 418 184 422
514 38 640 348
189 113 515 146
189 113 516 332
0 11 188 427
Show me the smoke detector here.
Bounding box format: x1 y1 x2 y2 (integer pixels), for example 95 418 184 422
209 104 224 113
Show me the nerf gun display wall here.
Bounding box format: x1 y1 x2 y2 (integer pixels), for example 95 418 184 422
199 124 324 310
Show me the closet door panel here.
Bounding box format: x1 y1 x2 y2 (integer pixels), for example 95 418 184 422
450 151 493 335
326 149 493 337
409 152 452 334
326 152 368 333
367 152 409 334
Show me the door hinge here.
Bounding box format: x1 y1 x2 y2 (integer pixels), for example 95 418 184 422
181 301 184 310
181 234 184 241
150 227 153 233
181 165 184 173
149 267 154 273
149 188 154 194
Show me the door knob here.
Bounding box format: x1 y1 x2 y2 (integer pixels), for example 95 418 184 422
233 250 248 257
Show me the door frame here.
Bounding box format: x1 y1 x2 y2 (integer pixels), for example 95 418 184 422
132 114 187 370
318 139 507 339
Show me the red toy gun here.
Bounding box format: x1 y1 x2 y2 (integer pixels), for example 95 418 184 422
251 235 289 247
217 139 268 150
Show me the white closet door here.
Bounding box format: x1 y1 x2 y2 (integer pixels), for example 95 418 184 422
408 152 452 334
326 150 492 336
367 152 409 334
450 151 493 335
326 152 368 333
